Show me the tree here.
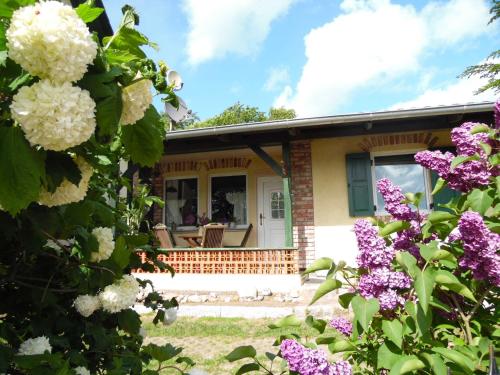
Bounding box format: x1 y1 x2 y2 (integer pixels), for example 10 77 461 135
268 107 296 121
188 102 296 129
460 0 499 93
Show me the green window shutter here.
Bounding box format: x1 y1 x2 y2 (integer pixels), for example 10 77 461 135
346 152 374 217
429 146 461 211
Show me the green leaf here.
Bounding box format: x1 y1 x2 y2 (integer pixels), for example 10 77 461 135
44 152 81 193
420 353 447 375
470 123 490 134
379 220 410 236
451 155 479 170
432 348 474 374
0 0 35 18
382 320 403 349
303 257 333 274
0 127 44 215
378 342 402 369
95 86 123 137
395 251 419 279
143 343 182 362
117 309 141 335
268 315 302 329
328 339 355 354
309 278 342 305
235 363 260 375
338 292 355 309
431 177 447 195
121 106 164 166
305 315 327 334
405 301 432 338
111 237 130 269
226 346 257 362
466 188 494 215
351 296 379 332
434 270 476 302
389 355 425 375
426 211 455 224
75 3 104 23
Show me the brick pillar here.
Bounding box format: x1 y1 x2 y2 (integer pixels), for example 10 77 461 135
151 164 163 224
290 141 315 269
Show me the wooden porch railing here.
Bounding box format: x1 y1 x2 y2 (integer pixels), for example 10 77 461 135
134 248 299 275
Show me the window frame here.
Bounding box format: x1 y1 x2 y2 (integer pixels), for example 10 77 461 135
162 175 200 231
208 172 248 228
370 149 433 216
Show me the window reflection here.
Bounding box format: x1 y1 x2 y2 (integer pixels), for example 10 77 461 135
211 175 247 224
164 178 198 228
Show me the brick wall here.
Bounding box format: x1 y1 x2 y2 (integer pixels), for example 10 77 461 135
152 165 163 224
290 141 315 269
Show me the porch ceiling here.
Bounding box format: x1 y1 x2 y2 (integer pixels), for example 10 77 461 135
163 103 494 155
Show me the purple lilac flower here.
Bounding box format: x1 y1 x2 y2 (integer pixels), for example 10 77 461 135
354 219 395 269
358 268 411 310
415 150 490 192
329 317 352 337
392 221 421 258
451 122 490 157
457 212 500 287
376 179 416 221
331 361 352 375
378 289 405 310
280 339 352 375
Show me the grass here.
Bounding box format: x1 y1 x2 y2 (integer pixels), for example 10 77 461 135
141 316 319 374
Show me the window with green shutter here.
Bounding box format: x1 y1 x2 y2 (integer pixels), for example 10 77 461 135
346 153 374 217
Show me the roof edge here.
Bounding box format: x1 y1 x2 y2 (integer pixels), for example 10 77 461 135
166 102 494 140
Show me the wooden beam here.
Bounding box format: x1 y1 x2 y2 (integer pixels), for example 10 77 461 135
282 142 293 247
248 144 284 177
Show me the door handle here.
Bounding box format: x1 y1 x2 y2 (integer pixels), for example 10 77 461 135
259 213 264 225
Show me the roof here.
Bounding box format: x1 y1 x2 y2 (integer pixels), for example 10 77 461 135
163 102 494 155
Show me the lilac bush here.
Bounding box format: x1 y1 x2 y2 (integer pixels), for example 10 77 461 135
228 101 499 374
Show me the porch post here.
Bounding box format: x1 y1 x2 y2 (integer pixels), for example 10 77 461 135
282 142 293 247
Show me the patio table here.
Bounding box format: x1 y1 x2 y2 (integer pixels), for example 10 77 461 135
179 235 202 248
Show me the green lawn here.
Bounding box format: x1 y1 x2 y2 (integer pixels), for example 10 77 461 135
141 316 319 374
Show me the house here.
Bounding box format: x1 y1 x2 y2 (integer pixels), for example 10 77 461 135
138 102 494 292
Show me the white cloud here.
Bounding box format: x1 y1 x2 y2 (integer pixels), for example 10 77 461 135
183 0 294 65
277 0 493 117
264 67 290 91
389 74 497 110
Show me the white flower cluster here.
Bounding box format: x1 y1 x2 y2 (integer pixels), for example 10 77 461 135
163 307 178 326
99 275 140 313
11 80 96 151
90 227 115 262
74 367 91 375
74 294 101 317
6 1 97 83
18 336 52 356
120 77 153 125
188 369 209 375
38 157 93 207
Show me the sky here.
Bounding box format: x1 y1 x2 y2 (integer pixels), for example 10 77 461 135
102 0 499 121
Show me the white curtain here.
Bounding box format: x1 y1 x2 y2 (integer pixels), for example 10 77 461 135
225 192 245 224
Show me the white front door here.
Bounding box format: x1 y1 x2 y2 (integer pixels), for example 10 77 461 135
258 176 285 248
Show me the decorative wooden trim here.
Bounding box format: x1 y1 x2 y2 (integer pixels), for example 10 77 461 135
204 158 252 170
359 132 438 151
134 248 299 275
159 160 200 173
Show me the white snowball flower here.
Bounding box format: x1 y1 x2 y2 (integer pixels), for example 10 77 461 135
6 1 97 83
18 336 52 355
90 227 115 262
162 307 178 326
74 367 91 375
120 77 153 125
99 275 140 313
38 157 93 207
11 80 96 151
74 294 101 317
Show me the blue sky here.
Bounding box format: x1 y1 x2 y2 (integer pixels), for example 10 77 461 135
102 0 498 120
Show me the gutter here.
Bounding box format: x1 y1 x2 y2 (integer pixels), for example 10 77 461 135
165 102 494 140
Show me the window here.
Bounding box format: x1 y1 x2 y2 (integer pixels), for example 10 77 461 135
210 175 247 225
372 154 430 214
271 191 285 219
164 178 198 228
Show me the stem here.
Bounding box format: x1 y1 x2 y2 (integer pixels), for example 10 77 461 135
158 364 184 373
468 286 492 320
450 294 473 344
254 358 274 375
